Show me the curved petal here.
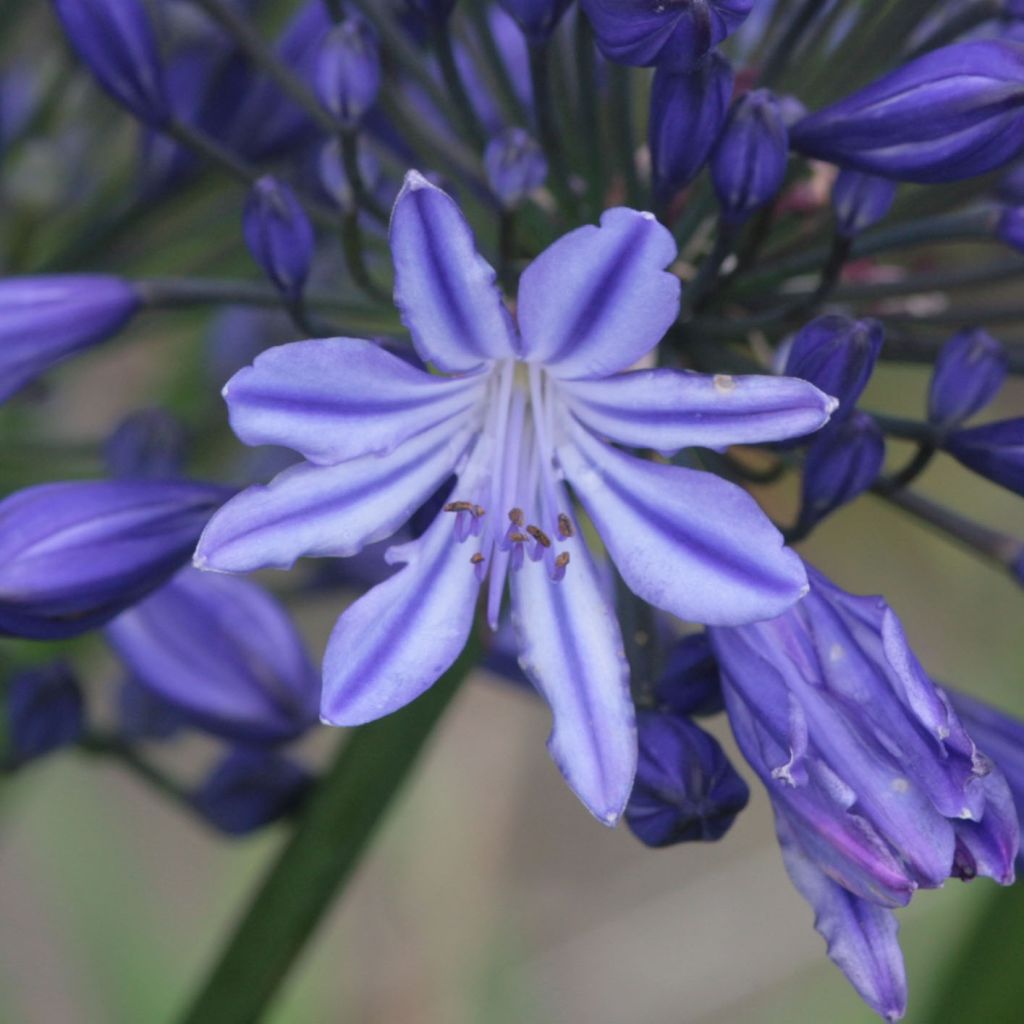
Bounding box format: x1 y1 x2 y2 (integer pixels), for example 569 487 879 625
223 337 488 465
390 171 519 372
510 516 636 825
560 369 836 453
320 438 494 724
195 418 477 572
558 423 807 626
516 207 680 379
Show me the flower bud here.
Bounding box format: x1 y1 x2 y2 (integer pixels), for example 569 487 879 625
192 748 312 836
313 15 381 128
997 204 1024 252
791 41 1024 182
944 418 1024 496
711 89 789 223
106 568 320 744
104 409 188 481
653 633 723 717
581 0 753 71
5 662 84 765
784 316 883 422
0 275 140 403
242 176 315 303
0 479 227 639
649 53 734 202
928 328 1008 430
496 0 573 44
625 710 750 847
484 127 548 207
831 169 897 239
800 411 885 527
53 0 171 127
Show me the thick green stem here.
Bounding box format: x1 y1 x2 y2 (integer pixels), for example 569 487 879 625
177 642 478 1024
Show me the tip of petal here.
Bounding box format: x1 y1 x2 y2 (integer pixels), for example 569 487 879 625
825 394 841 414
403 169 433 192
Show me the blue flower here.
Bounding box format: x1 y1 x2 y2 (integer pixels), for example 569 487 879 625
6 661 84 765
196 172 835 824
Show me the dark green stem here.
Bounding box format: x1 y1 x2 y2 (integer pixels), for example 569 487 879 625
430 23 487 149
869 413 938 444
79 734 190 808
339 130 388 223
574 15 604 214
498 208 517 291
528 41 578 217
758 0 826 86
608 63 643 210
876 442 937 493
681 220 739 317
904 0 1001 60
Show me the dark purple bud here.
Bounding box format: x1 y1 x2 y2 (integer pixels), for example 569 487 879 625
496 0 573 44
242 176 315 303
653 633 723 716
711 89 789 223
800 411 885 527
581 0 753 71
117 676 185 742
0 479 227 640
831 169 897 239
928 328 1008 429
104 409 188 481
997 204 1024 252
649 53 734 203
625 710 749 847
318 140 385 214
192 747 312 836
0 275 140 403
484 127 548 207
106 568 319 744
791 41 1024 183
784 316 883 422
52 0 171 127
313 15 381 128
6 662 84 764
944 418 1024 495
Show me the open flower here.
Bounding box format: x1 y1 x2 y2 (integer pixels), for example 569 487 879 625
195 172 834 823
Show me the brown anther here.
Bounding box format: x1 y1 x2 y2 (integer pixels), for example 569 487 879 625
555 552 570 569
470 553 485 565
508 531 528 543
557 513 574 538
526 525 551 548
472 504 486 518
443 501 475 513
508 507 525 526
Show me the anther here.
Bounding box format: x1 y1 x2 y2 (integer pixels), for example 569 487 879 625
470 551 487 582
508 531 528 544
470 552 485 564
550 550 570 582
444 501 485 518
557 513 574 539
508 507 525 526
526 525 551 548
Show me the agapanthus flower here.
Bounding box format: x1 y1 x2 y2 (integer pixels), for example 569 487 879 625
943 418 1024 495
5 661 85 765
927 328 1008 430
196 172 835 823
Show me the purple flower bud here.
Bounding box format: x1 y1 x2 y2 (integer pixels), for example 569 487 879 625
117 676 185 742
711 89 789 223
625 710 750 847
649 53 734 202
997 204 1024 252
106 568 319 744
928 328 1008 430
0 275 140 403
192 748 312 836
581 0 753 71
0 479 227 640
784 316 883 422
831 169 897 239
653 633 723 717
944 418 1024 495
242 176 315 303
52 0 171 127
104 409 188 481
496 0 573 44
484 127 548 207
791 41 1024 183
800 411 885 527
6 662 84 764
313 15 381 128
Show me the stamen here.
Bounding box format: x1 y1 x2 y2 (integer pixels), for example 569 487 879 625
470 551 487 582
508 507 525 526
509 541 525 572
444 500 475 514
550 551 570 582
526 525 551 547
557 513 575 539
507 531 528 544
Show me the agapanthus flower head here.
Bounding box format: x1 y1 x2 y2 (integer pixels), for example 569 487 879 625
196 171 835 823
0 275 140 404
943 418 1024 496
5 661 84 765
581 0 753 71
52 0 171 127
484 127 548 208
242 176 315 303
831 169 898 239
649 53 734 203
104 408 188 481
791 41 1024 183
497 0 573 44
711 89 789 224
313 14 381 128
625 709 749 847
928 328 1008 430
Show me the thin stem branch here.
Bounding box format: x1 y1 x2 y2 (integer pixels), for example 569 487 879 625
430 22 487 149
78 734 191 808
528 41 578 217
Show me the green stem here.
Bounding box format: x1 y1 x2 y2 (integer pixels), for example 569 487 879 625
176 642 479 1024
430 23 487 149
79 734 191 808
608 63 643 211
528 41 578 218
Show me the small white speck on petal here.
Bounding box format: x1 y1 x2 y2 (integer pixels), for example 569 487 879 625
891 777 909 793
713 374 736 394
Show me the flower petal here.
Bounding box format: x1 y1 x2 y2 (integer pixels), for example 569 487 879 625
560 369 836 453
223 337 488 465
510 521 636 825
516 207 681 379
195 418 476 572
390 171 519 372
558 423 807 626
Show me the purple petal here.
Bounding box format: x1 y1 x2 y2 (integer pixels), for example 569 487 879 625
558 424 808 625
195 418 476 572
560 369 836 453
223 337 487 465
510 523 636 825
390 171 519 372
516 208 680 379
